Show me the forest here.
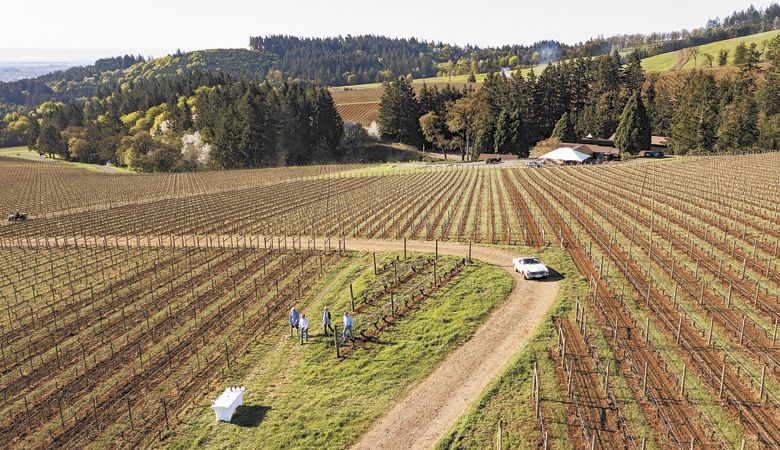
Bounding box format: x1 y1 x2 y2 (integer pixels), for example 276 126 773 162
379 34 780 158
1 2 776 116
1 70 343 171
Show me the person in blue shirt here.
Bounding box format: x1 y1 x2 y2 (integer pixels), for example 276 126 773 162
342 312 354 343
289 307 300 337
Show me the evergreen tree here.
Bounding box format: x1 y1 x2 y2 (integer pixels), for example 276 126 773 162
670 72 719 154
551 112 577 142
378 77 421 145
733 42 748 65
493 110 511 153
614 92 651 155
509 109 529 157
717 95 758 151
27 117 40 150
621 50 645 94
718 49 729 66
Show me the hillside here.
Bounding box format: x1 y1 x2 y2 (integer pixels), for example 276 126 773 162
0 49 275 114
330 66 541 126
641 30 780 71
122 48 276 82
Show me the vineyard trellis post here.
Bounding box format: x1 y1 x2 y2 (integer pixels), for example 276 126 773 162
497 418 503 450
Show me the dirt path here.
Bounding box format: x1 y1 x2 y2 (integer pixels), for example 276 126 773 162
345 239 559 450
6 235 559 449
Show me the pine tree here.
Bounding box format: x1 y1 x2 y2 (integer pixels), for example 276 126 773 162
670 72 719 154
614 92 651 155
717 95 758 151
733 42 748 65
378 77 421 145
509 109 529 157
551 112 576 142
621 50 645 94
493 110 510 153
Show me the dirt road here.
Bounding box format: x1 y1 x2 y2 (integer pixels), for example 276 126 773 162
345 239 559 450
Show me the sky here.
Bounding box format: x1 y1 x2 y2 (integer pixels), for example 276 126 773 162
0 0 775 62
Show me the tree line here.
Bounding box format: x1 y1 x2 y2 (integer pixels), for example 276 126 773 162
2 2 777 117
1 70 344 171
379 34 780 158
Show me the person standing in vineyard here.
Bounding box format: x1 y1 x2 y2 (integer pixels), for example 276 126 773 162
300 313 309 343
322 306 334 337
342 312 354 343
289 307 300 337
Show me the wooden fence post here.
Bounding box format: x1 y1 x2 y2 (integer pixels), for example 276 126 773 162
497 418 503 450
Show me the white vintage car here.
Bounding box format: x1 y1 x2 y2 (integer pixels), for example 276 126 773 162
512 256 550 280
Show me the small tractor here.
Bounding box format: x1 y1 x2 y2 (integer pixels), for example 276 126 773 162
8 211 27 223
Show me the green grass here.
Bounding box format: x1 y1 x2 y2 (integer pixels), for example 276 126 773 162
167 251 513 449
0 146 135 174
435 246 585 450
329 66 542 91
641 30 780 72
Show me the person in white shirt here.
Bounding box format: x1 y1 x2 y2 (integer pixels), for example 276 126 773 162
300 313 309 344
342 312 354 343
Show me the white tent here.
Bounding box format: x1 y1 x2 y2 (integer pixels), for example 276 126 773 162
539 147 591 163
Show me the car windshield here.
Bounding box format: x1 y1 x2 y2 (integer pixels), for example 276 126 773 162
523 258 540 264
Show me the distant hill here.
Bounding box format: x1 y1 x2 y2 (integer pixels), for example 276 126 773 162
2 2 779 115
122 49 276 82
0 62 81 82
0 49 275 114
641 30 780 72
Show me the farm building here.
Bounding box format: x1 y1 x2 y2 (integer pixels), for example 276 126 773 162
603 134 670 150
559 142 619 161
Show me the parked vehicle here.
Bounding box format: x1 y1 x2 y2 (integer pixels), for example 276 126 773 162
8 211 27 222
638 150 665 158
512 256 550 279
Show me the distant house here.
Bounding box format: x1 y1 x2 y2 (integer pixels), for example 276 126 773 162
604 134 669 151
501 67 512 78
650 136 669 149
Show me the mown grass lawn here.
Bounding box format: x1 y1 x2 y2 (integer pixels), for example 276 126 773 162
168 251 513 449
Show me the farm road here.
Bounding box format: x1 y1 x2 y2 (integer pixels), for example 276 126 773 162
346 239 559 450
8 235 559 449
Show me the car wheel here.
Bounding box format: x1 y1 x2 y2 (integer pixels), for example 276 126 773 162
523 273 529 280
